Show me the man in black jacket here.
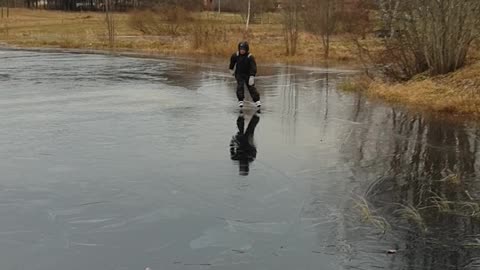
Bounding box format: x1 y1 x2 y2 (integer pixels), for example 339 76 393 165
229 41 261 108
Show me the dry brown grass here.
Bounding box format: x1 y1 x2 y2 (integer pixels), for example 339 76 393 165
367 70 480 116
339 74 372 92
341 61 480 117
0 8 360 64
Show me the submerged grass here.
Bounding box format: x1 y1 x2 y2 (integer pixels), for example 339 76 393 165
354 197 391 234
393 204 428 234
355 172 480 237
428 191 480 218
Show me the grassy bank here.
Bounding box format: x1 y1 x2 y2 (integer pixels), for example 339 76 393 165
343 62 480 118
0 8 360 65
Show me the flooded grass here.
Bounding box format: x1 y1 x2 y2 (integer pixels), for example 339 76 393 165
393 204 428 233
358 172 480 239
428 192 480 218
354 197 391 234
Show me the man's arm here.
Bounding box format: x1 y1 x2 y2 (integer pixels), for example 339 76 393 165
249 55 257 76
229 53 237 70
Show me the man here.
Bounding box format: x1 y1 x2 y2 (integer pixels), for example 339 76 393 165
229 41 261 108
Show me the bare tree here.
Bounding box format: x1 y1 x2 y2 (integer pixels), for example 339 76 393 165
377 0 400 38
1 0 10 31
303 0 338 59
245 0 251 31
129 6 192 36
281 0 301 56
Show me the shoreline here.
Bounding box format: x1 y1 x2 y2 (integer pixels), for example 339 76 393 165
342 68 480 121
3 43 479 122
0 43 360 71
1 6 479 120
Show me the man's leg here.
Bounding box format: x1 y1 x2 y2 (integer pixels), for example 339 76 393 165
247 84 260 102
236 77 246 101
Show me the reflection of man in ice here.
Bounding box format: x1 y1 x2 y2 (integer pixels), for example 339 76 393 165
229 112 260 176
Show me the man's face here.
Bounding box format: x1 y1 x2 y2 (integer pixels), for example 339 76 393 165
239 49 246 55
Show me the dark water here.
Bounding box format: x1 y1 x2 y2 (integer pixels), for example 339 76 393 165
0 49 479 270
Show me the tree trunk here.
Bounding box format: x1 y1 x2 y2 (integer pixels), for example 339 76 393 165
105 0 115 49
245 0 251 31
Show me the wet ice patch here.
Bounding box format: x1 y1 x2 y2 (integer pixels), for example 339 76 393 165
225 219 290 234
47 165 76 173
0 73 10 80
68 218 113 225
190 226 252 250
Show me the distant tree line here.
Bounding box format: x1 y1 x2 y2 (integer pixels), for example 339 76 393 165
19 0 270 11
22 0 204 11
20 0 279 12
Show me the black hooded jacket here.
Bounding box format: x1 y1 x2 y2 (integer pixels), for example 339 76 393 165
229 52 257 77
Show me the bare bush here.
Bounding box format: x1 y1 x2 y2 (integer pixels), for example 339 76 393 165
338 0 371 39
156 5 192 23
130 11 163 35
376 0 480 79
129 6 192 36
190 23 228 51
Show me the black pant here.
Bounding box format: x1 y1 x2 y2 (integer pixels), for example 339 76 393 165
236 74 260 102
